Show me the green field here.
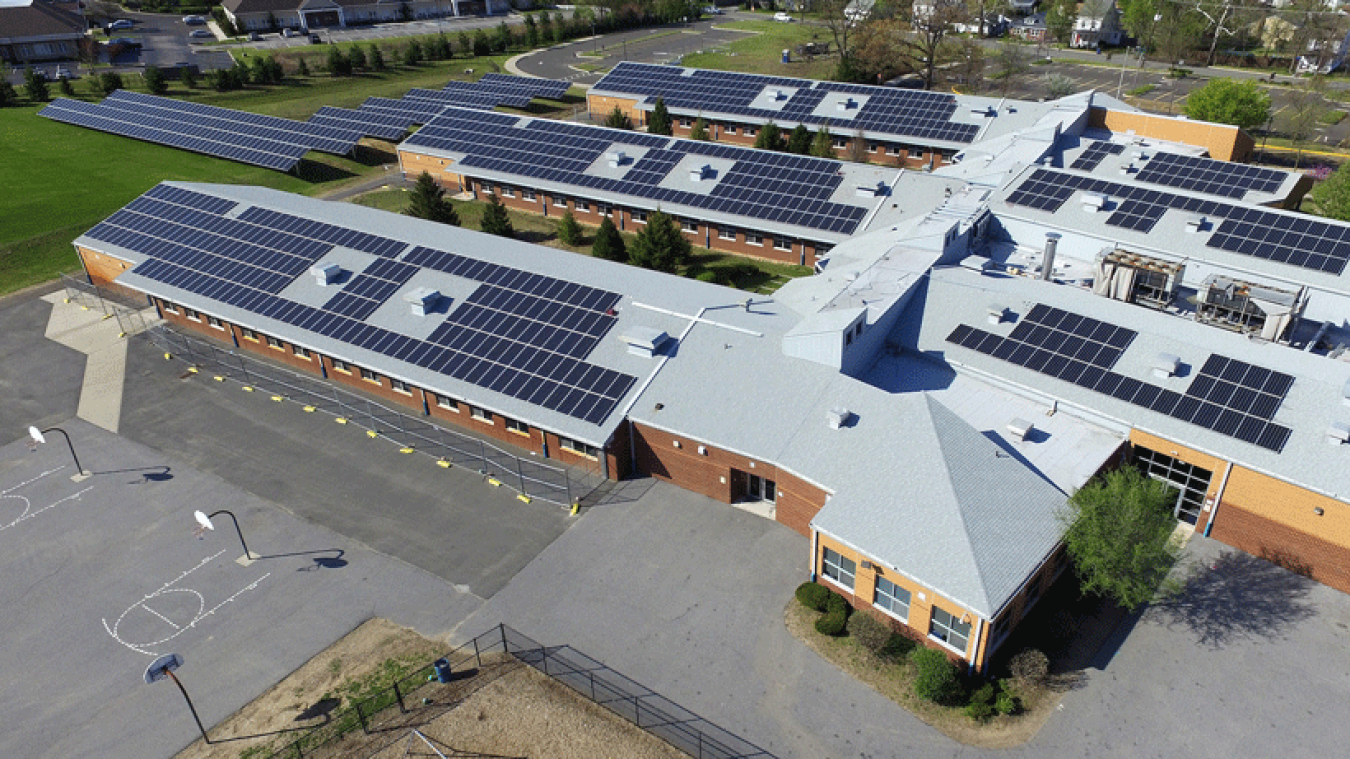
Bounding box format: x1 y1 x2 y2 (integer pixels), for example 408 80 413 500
683 18 835 79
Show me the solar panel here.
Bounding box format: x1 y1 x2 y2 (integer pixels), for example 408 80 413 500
405 87 528 110
1003 168 1348 275
591 62 978 144
945 306 1294 452
308 106 409 141
38 98 307 171
1068 141 1124 171
1135 152 1287 200
474 73 572 101
235 206 407 257
403 107 869 236
321 258 420 320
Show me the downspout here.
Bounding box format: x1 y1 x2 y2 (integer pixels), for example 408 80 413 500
1203 461 1234 538
810 529 819 582
968 617 985 676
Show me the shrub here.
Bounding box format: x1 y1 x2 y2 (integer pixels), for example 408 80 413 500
695 271 719 283
880 633 916 661
846 612 891 656
795 582 829 612
557 211 582 246
910 647 962 704
965 682 996 722
995 689 1019 715
1008 649 1049 694
825 590 849 615
815 610 847 636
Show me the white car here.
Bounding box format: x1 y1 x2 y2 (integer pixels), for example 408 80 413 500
773 12 794 22
189 28 214 39
183 15 207 25
108 19 134 30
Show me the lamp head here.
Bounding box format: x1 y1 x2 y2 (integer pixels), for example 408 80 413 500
28 426 45 445
194 510 215 531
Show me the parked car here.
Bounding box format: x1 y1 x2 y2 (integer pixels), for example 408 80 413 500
188 29 214 39
704 5 723 13
107 37 142 50
107 19 134 30
282 27 298 38
773 12 794 22
247 31 262 41
308 33 322 44
182 15 207 25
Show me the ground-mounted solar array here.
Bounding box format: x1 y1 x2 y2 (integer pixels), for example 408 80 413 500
1005 168 1349 275
404 107 870 235
1135 152 1287 199
945 304 1293 452
472 73 571 101
1068 141 1124 171
307 106 411 141
592 62 979 144
83 184 637 425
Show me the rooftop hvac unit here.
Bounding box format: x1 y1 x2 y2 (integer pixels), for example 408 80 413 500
1196 274 1304 342
1092 249 1184 309
310 263 341 286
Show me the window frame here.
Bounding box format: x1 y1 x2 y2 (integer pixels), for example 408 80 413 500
161 301 179 314
681 219 699 233
503 417 530 435
575 199 590 213
552 195 569 208
240 327 258 341
929 606 972 653
773 237 792 252
265 336 284 350
183 308 200 322
292 344 312 359
873 575 911 623
499 185 515 198
632 209 648 224
331 358 350 373
469 405 493 423
522 189 537 201
390 378 411 395
435 394 459 411
820 546 856 591
718 227 736 241
206 316 224 330
745 231 764 246
559 437 600 459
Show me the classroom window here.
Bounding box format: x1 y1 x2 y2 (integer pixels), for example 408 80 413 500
821 546 856 591
681 219 698 233
469 405 492 422
929 607 971 652
575 199 590 212
874 576 911 622
522 189 537 201
435 395 458 411
679 118 692 128
774 237 792 251
389 379 410 394
207 316 224 329
832 137 848 148
719 227 736 240
162 301 179 314
632 210 647 223
292 345 311 359
331 359 350 373
503 417 529 435
500 185 515 198
553 195 568 208
359 368 380 383
266 336 283 349
725 125 737 135
887 145 902 156
559 437 599 458
183 308 200 321
240 327 258 341
598 204 612 217
746 231 764 246
744 127 757 137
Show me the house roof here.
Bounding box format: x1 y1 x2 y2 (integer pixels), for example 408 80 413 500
0 0 84 41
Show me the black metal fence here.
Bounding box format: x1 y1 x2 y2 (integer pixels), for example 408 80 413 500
61 273 152 337
500 627 776 759
147 325 599 507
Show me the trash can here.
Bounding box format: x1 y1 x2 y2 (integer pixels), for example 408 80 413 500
782 49 791 64
432 658 451 683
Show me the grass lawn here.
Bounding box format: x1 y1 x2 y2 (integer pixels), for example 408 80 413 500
350 188 810 294
682 18 836 79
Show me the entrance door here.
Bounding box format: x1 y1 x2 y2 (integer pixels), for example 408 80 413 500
747 474 776 503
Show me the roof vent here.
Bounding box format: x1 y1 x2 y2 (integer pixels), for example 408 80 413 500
1186 217 1206 233
986 305 1007 325
854 181 886 197
1151 353 1180 378
404 287 440 316
690 164 711 182
836 97 857 111
1007 417 1034 442
826 407 853 429
310 263 341 286
607 151 627 167
1082 193 1108 212
620 326 670 358
1328 422 1350 446
1120 163 1134 175
772 88 788 101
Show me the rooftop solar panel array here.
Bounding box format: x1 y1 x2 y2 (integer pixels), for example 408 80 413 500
591 62 979 144
405 108 869 235
1004 168 1350 275
1135 152 1287 199
92 184 637 425
1068 141 1123 171
38 98 308 171
945 304 1293 452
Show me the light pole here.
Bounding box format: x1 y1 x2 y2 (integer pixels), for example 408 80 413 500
194 509 255 563
28 426 89 481
145 653 211 745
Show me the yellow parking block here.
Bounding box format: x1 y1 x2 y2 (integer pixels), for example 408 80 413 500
335 417 348 424
487 477 502 488
517 494 532 504
399 446 415 454
437 459 451 468
366 430 378 438
303 405 316 412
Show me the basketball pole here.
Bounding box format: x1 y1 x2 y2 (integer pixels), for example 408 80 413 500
165 668 211 745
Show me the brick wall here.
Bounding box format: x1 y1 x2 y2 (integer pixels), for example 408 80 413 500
399 150 460 187
1088 107 1251 162
587 94 644 125
1129 429 1228 533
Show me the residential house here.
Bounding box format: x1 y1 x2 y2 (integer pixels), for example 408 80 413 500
1071 0 1122 48
0 0 88 64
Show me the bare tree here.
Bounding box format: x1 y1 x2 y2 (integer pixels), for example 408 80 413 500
903 0 968 89
1282 75 1328 168
992 40 1032 96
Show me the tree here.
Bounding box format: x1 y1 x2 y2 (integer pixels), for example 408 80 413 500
348 44 367 71
1043 73 1075 99
91 71 123 97
405 172 460 226
754 121 784 151
459 30 473 57
847 128 868 162
525 14 540 48
403 39 424 66
495 20 513 53
472 28 491 56
297 57 310 77
689 116 709 141
539 11 554 43
648 96 672 136
992 40 1032 97
1060 467 1184 611
1282 76 1328 169
1311 162 1350 221
24 68 49 103
326 46 352 76
557 211 582 246
0 80 18 107
143 65 168 95
182 66 199 89
1183 78 1270 130
604 105 633 130
59 77 74 97
591 216 628 262
550 11 565 43
787 124 812 154
479 192 514 237
810 125 835 158
1045 0 1077 44
629 210 691 274
432 33 453 60
903 0 968 89
368 44 386 72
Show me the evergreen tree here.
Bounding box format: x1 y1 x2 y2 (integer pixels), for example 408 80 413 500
550 11 565 43
23 68 49 103
689 117 709 141
143 65 168 95
810 125 835 158
786 124 812 154
557 210 582 246
472 28 491 56
58 77 74 97
754 121 784 151
479 192 515 237
403 39 424 66
648 96 672 136
182 66 199 89
96 71 124 96
326 45 351 76
433 33 453 60
591 216 627 262
628 210 690 274
525 14 539 47
296 57 310 77
0 80 20 106
604 105 633 130
347 44 367 71
459 30 472 56
367 44 385 72
495 20 512 53
405 172 460 226
539 11 553 42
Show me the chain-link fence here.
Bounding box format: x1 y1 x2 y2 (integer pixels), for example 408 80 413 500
147 326 599 507
501 627 776 759
61 273 153 337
